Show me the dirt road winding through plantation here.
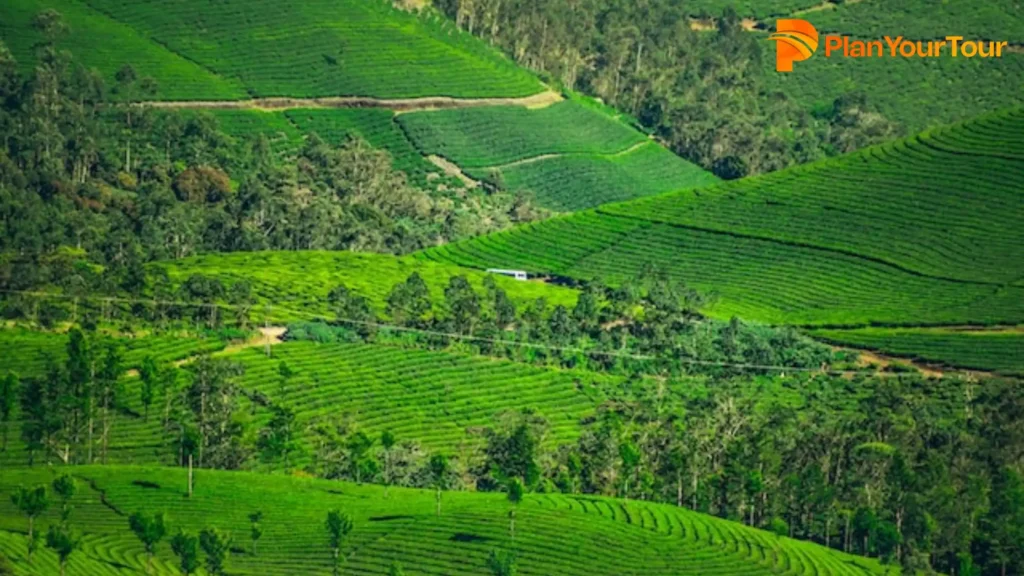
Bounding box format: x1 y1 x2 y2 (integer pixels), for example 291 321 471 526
140 90 562 112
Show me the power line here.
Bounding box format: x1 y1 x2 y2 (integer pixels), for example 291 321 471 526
0 288 940 377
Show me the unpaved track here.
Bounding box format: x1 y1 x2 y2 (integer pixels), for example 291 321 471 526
140 90 562 112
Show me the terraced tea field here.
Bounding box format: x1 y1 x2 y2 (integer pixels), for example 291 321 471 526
419 108 1024 327
466 142 720 212
0 0 544 100
810 327 1024 376
0 328 226 379
0 0 246 100
0 465 887 575
399 100 717 210
155 251 577 322
0 338 618 468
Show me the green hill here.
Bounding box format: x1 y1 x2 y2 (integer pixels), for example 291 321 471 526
810 327 1024 376
397 99 718 211
0 0 543 100
418 108 1024 327
155 251 578 321
0 465 886 575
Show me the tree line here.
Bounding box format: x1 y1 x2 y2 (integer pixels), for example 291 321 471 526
431 0 901 179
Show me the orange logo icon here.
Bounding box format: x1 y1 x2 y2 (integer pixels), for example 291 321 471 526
770 19 819 72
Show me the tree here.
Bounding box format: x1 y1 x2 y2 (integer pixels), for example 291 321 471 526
51 474 76 523
0 552 14 576
0 372 17 451
257 405 298 468
96 343 124 464
139 356 158 421
386 272 431 326
388 562 405 576
328 284 376 339
199 527 231 576
380 430 396 497
444 276 480 335
45 523 78 576
506 476 523 540
170 530 200 576
325 510 353 576
129 511 167 574
11 485 48 558
429 454 450 516
31 9 69 45
65 327 93 463
248 511 263 556
487 548 517 576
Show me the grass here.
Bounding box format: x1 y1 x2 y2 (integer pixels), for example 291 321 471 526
397 100 717 211
154 251 578 322
14 0 545 100
809 327 1024 375
0 465 887 575
418 108 1024 327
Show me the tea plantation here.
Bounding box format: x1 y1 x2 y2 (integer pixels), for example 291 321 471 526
0 0 544 100
155 251 578 321
398 100 717 210
0 466 887 576
810 327 1024 376
419 108 1024 327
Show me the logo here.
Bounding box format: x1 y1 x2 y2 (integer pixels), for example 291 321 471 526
770 19 818 72
769 18 1009 72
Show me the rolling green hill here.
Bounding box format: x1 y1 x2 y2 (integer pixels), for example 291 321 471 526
155 251 578 321
397 99 717 211
0 466 886 576
0 0 543 100
0 337 617 468
810 327 1024 376
419 108 1024 327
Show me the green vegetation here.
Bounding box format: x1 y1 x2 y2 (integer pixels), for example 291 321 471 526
285 109 444 190
605 107 1024 284
466 142 720 212
396 98 717 210
156 251 578 318
0 328 226 378
0 0 246 100
812 0 1024 44
810 327 1024 375
0 465 887 575
0 0 544 100
397 101 647 168
684 0 820 19
421 109 1024 326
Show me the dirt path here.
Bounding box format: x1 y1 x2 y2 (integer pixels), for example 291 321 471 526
427 155 481 188
140 90 562 113
479 139 654 171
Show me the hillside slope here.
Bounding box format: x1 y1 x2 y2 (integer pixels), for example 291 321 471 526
0 466 887 575
419 108 1024 327
0 0 544 99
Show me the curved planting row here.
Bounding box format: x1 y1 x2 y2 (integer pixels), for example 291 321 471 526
397 101 648 168
809 327 1024 375
0 466 887 575
420 108 1024 327
0 0 246 101
423 211 1024 326
12 0 544 100
601 107 1024 284
233 341 616 453
398 100 716 211
464 142 719 212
